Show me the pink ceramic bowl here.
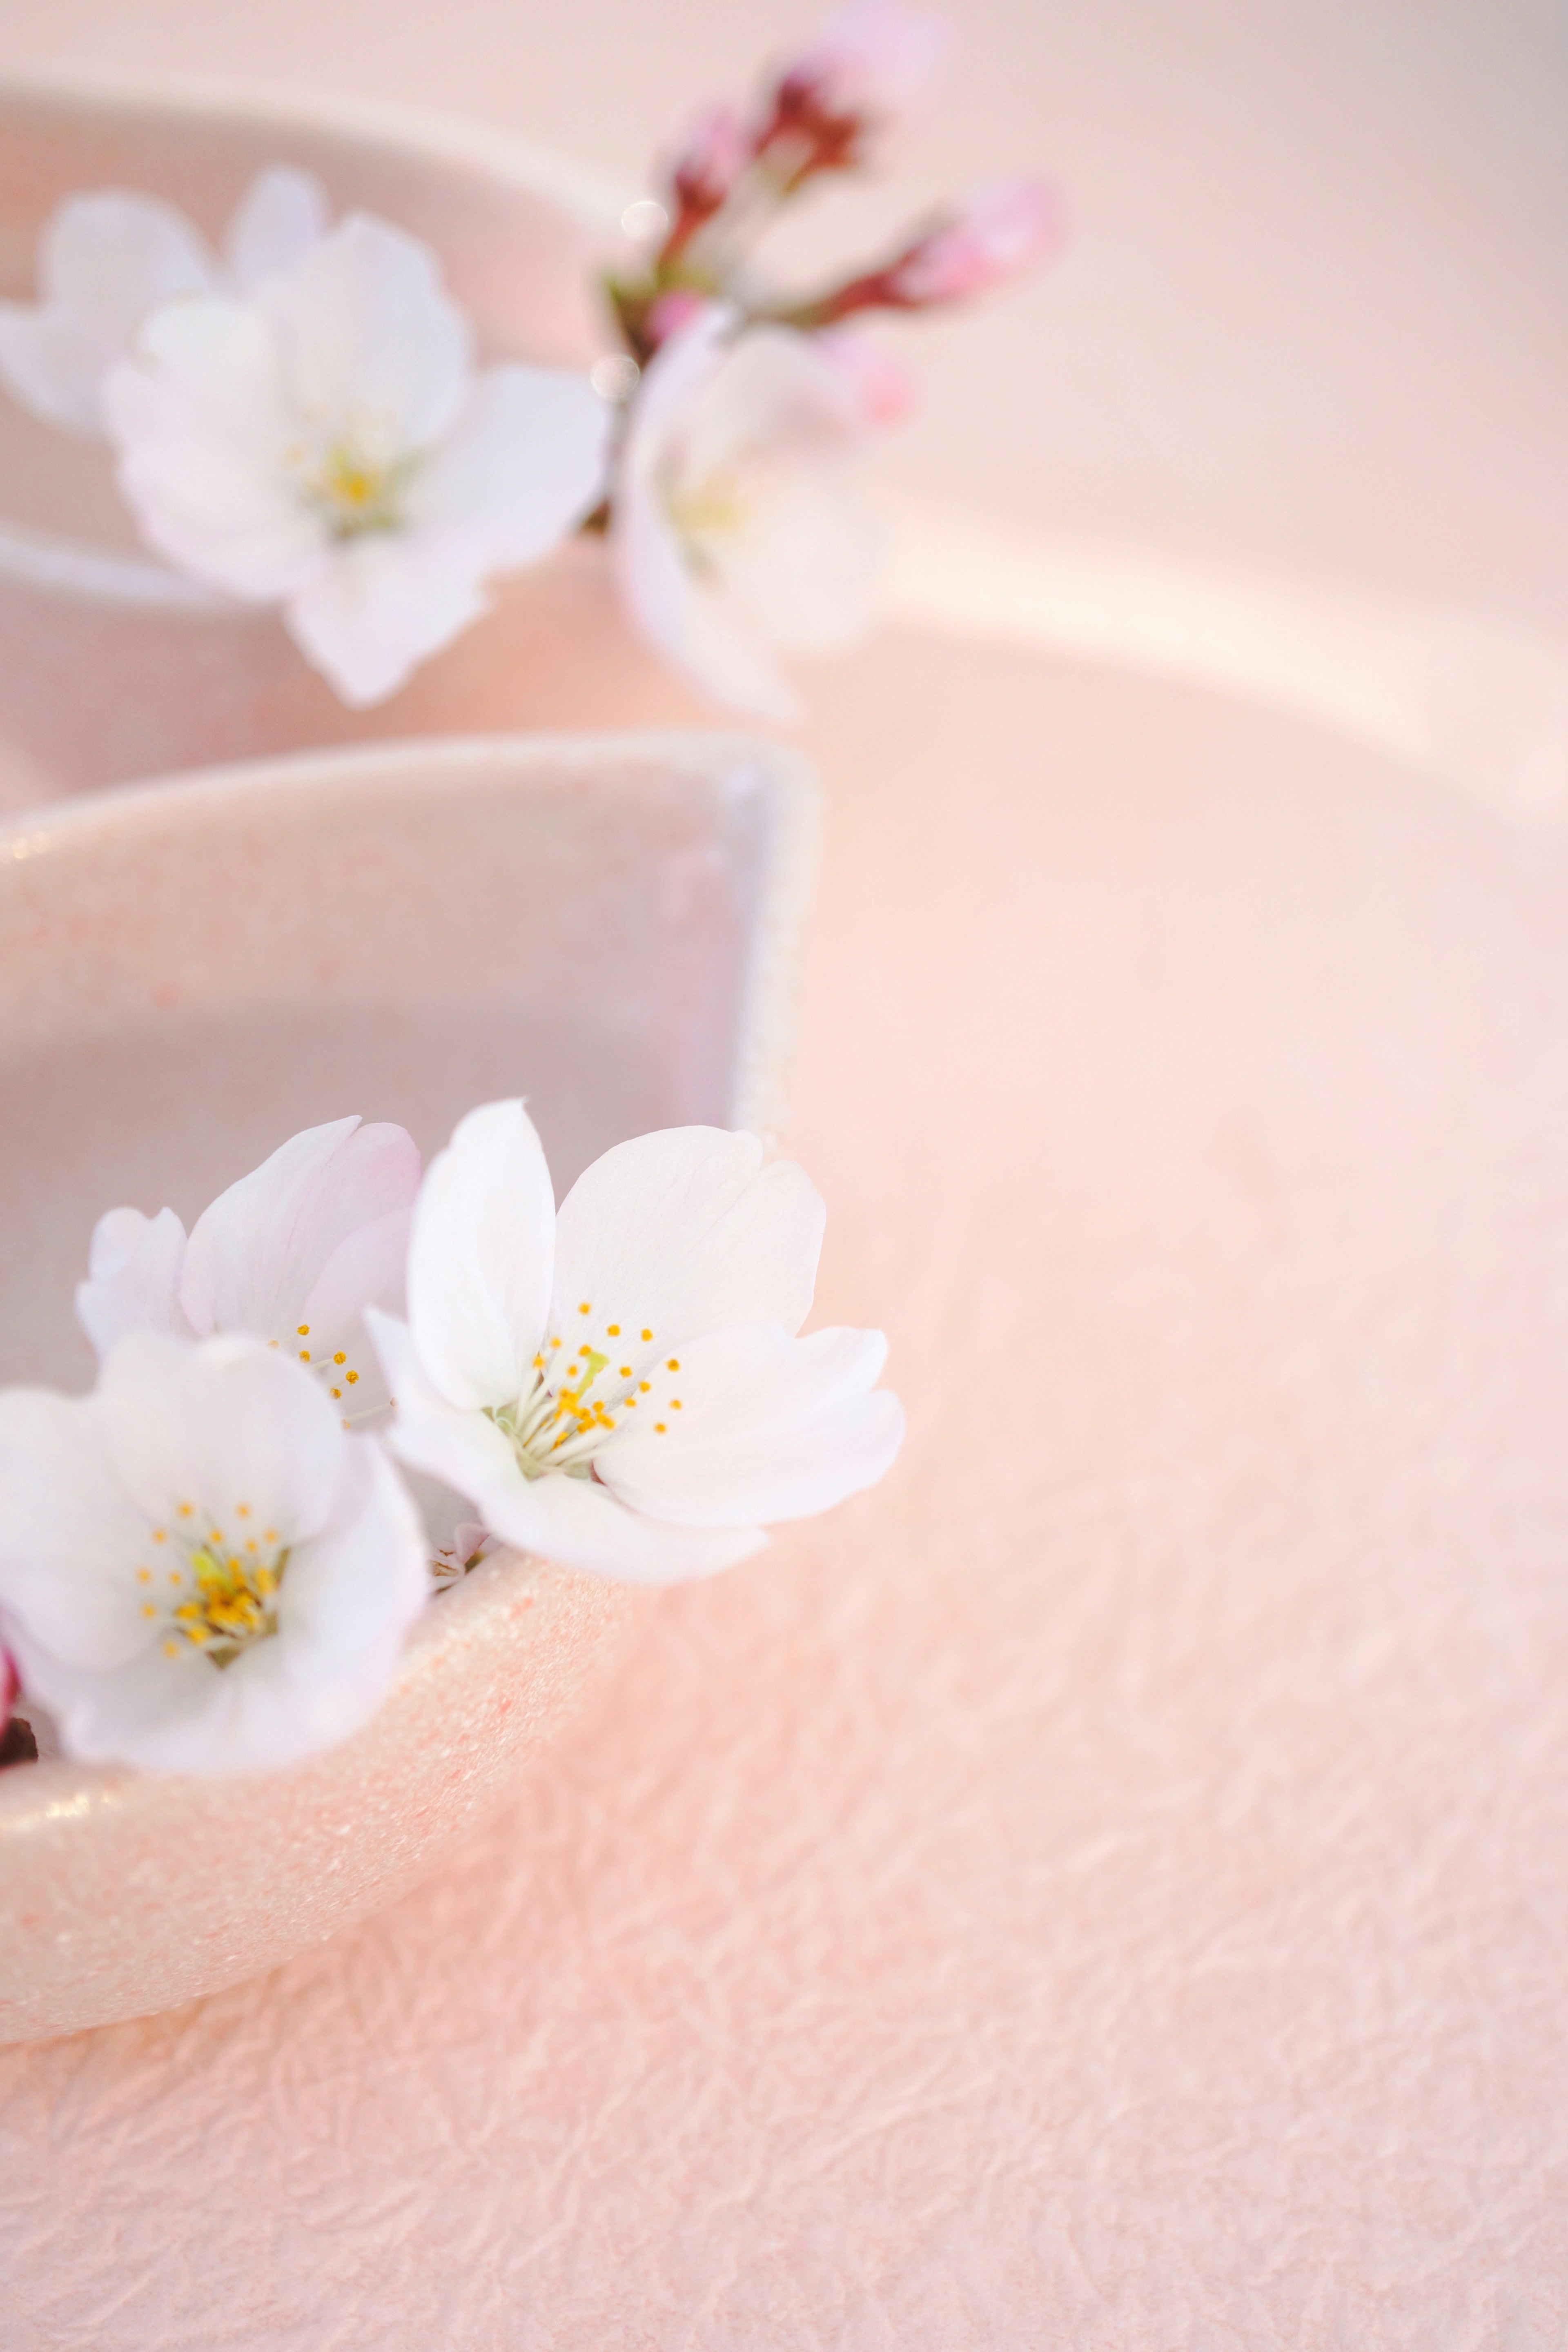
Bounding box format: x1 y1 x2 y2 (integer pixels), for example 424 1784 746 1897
0 727 819 2044
0 70 707 806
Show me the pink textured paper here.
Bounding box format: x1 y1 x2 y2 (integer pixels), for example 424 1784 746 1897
3 634 1568 2346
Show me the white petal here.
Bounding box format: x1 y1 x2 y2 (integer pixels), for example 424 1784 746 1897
612 472 802 722
100 1330 343 1547
179 1116 419 1344
103 304 325 599
596 1321 903 1526
404 1101 557 1411
259 214 471 451
224 166 329 292
282 527 491 707
490 1469 766 1583
0 302 120 434
375 1308 764 1582
0 1388 153 1670
677 323 864 481
410 363 611 566
711 465 879 654
550 1129 824 1366
76 1205 192 1359
42 192 214 340
16 1431 425 1773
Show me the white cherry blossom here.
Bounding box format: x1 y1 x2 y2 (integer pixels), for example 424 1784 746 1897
369 1101 903 1584
612 303 880 720
102 213 613 706
0 166 326 435
0 1331 427 1773
76 1115 420 1422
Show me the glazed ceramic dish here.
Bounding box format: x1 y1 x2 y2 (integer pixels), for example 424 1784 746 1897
0 71 704 806
0 727 819 2044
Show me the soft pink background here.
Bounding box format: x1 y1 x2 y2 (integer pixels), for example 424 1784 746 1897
5 4 1568 2345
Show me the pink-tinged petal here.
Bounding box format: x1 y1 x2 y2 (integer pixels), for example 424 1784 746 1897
180 1116 420 1346
410 363 611 566
403 1102 557 1412
42 191 214 345
283 527 492 706
258 214 471 452
224 166 329 292
76 1204 192 1360
596 1320 903 1526
100 1331 344 1549
815 329 917 429
550 1129 825 1367
0 1388 153 1671
0 302 119 434
676 324 864 480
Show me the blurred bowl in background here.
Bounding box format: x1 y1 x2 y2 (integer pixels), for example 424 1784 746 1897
0 69 710 807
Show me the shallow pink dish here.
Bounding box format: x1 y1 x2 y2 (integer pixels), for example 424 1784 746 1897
0 69 706 804
0 728 818 2044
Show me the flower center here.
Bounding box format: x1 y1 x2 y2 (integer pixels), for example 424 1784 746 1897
290 417 416 539
664 461 757 561
136 1504 289 1669
486 1307 686 1480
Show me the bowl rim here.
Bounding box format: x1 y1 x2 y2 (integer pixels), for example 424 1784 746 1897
0 724 822 1143
0 62 631 615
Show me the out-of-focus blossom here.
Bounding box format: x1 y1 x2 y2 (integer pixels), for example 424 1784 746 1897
77 1116 421 1423
0 1332 428 1773
665 101 751 239
370 1100 903 1584
103 214 612 706
0 167 326 436
768 0 954 171
816 329 918 427
612 304 881 719
882 177 1066 306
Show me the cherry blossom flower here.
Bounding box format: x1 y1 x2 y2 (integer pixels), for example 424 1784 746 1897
0 167 326 436
612 303 880 719
664 102 751 243
768 0 954 172
76 1116 420 1423
368 1101 903 1584
881 178 1066 307
102 213 613 706
0 1331 427 1773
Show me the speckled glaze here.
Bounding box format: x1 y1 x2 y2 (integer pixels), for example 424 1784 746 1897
0 729 818 2044
0 71 714 805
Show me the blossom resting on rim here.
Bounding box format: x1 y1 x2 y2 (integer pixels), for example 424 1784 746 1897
0 1331 428 1773
369 1099 904 1584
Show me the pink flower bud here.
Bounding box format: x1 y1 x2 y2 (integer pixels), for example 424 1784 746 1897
776 0 954 151
816 330 918 429
667 100 750 218
888 177 1065 305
